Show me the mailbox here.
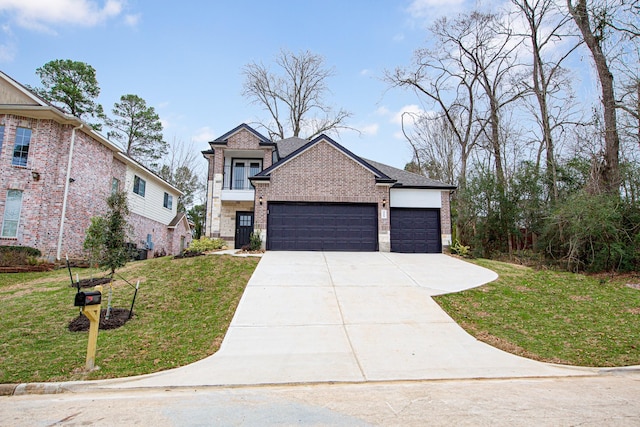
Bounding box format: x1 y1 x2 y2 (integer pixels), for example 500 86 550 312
74 291 102 307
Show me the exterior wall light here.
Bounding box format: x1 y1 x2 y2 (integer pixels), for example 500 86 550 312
382 198 387 207
259 195 263 205
31 171 41 181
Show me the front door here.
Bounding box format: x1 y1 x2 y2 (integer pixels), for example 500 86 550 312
235 211 254 249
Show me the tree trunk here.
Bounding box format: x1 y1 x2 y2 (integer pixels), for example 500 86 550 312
568 0 621 194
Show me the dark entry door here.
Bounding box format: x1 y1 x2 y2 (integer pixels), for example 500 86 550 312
235 211 254 249
267 202 378 251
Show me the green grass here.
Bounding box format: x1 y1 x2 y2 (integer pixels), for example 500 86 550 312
434 259 640 367
0 255 258 383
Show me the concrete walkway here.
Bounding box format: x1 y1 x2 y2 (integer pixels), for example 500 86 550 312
93 251 593 390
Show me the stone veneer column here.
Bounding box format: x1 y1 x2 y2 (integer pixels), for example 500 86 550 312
441 190 452 247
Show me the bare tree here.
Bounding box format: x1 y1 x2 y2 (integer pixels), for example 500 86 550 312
401 112 461 185
157 137 205 212
567 0 623 193
386 15 486 193
242 49 352 140
512 0 581 202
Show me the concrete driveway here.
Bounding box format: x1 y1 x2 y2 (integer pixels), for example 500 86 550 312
104 251 593 389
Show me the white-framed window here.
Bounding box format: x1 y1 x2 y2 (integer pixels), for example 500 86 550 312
163 192 173 210
12 127 32 167
1 189 23 238
227 159 262 190
133 175 146 197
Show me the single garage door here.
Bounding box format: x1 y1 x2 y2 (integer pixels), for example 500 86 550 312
391 208 441 253
267 202 378 251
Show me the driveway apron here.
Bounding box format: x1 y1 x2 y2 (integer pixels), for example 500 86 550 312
110 252 593 389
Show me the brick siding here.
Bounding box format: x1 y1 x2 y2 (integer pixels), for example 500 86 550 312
0 114 188 259
253 140 390 245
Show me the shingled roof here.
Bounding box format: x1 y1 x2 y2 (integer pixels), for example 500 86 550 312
275 136 308 158
363 158 456 189
272 136 455 189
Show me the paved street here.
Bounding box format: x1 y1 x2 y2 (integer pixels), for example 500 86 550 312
3 374 640 426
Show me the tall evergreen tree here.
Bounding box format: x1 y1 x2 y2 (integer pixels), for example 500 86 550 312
30 59 104 129
105 94 167 170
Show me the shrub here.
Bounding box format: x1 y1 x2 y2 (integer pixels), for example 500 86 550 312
186 237 226 253
248 231 262 251
450 239 470 257
0 246 42 267
540 192 640 272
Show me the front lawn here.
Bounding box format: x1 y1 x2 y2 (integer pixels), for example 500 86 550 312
435 259 640 367
0 255 258 384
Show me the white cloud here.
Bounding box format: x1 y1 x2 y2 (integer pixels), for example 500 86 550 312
393 33 405 42
0 24 16 62
406 0 465 18
124 13 140 27
375 106 391 116
359 123 379 136
391 104 424 125
360 69 371 76
191 126 216 144
0 0 125 31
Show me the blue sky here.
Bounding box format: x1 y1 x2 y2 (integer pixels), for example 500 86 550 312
0 0 481 170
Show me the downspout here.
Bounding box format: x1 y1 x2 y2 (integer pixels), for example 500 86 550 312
56 123 83 260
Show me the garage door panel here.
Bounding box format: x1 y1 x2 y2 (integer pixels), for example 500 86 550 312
268 203 378 251
391 208 441 253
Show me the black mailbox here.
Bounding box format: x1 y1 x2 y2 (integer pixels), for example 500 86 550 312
74 291 102 307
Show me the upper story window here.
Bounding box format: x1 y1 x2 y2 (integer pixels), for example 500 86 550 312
163 192 173 210
0 125 5 156
2 189 23 238
12 127 32 167
224 159 262 190
133 175 146 197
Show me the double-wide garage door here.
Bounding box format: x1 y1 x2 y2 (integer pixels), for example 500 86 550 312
267 202 378 251
390 208 441 253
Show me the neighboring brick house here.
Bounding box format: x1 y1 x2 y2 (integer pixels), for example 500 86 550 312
0 71 192 260
203 123 455 252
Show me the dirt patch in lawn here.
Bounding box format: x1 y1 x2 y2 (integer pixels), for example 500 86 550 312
68 308 132 332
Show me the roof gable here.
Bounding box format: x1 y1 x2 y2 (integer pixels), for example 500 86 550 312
209 123 272 146
253 134 395 184
0 70 50 107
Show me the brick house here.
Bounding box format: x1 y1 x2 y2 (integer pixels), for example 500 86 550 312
0 71 192 260
203 123 455 252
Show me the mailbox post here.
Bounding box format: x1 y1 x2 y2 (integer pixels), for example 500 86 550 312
74 285 103 370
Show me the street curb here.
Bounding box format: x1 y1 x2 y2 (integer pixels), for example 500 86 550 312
2 383 68 396
0 384 18 396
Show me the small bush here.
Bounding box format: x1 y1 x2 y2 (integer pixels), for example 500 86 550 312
0 246 42 266
249 231 262 251
187 237 226 253
450 239 470 257
0 245 42 257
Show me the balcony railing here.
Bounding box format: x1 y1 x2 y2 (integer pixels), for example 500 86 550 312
222 164 262 190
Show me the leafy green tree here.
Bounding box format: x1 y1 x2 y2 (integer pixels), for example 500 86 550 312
157 138 204 212
187 204 205 239
83 191 131 277
30 59 104 128
158 165 200 212
83 191 131 318
105 94 167 170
